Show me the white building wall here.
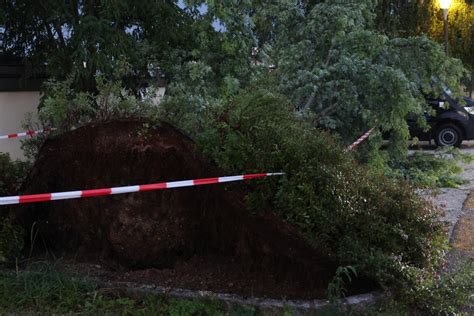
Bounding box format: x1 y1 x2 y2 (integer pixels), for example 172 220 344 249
0 91 40 160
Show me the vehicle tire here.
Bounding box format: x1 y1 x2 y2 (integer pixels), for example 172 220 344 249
434 124 463 147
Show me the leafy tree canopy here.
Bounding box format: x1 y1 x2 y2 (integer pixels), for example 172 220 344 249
0 0 197 91
0 0 468 162
168 0 465 163
375 0 474 95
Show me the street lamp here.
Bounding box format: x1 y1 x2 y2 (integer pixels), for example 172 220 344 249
439 0 452 55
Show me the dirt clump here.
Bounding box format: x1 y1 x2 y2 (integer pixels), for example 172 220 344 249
14 119 343 298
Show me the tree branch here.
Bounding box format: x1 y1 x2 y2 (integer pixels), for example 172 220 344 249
71 0 80 21
38 2 67 50
302 43 335 110
302 92 316 110
43 23 58 50
314 103 337 123
53 22 67 51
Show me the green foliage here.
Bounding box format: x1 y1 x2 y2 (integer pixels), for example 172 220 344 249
163 83 469 313
327 266 357 302
86 296 225 316
2 0 467 163
0 153 27 264
0 0 196 92
0 263 95 313
427 0 474 96
38 67 158 131
166 299 224 316
365 261 474 315
375 0 423 36
266 0 464 163
406 260 474 315
1 261 470 315
39 78 95 130
161 86 448 294
0 263 228 315
17 65 160 160
387 147 474 188
374 0 474 96
0 153 29 196
1 1 469 314
0 219 24 264
171 0 466 164
19 62 160 160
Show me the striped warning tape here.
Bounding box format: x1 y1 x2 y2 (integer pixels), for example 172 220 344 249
347 128 374 150
0 173 284 205
0 128 55 140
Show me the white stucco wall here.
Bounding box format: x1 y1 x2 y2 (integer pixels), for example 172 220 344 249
0 91 40 160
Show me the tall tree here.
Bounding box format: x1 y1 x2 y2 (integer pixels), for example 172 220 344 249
0 0 196 92
426 0 474 96
374 0 474 96
164 0 465 163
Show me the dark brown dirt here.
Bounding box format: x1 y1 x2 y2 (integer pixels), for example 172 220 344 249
13 119 368 299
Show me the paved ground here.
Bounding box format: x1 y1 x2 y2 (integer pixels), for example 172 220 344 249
408 140 474 153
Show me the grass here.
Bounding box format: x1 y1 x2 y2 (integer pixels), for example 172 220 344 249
1 260 471 315
388 147 474 188
0 262 234 315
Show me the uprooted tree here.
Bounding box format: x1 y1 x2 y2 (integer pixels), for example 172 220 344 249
1 1 472 313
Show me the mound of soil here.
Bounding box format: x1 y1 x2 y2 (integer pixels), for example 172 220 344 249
14 119 355 299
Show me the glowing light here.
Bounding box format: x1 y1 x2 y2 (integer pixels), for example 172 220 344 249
439 0 452 10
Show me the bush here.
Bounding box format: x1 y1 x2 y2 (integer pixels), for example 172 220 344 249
161 86 447 293
21 68 160 160
370 261 474 315
38 60 159 132
0 153 28 264
0 221 24 264
0 153 29 196
407 261 474 315
387 147 474 188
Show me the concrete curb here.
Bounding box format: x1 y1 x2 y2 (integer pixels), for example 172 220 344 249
107 281 385 315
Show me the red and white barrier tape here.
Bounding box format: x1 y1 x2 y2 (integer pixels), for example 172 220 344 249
0 128 55 140
0 172 284 205
347 128 374 150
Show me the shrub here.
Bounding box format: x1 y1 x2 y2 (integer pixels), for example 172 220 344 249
37 60 159 132
0 153 29 196
161 86 447 292
21 66 160 160
406 260 474 315
0 221 24 264
370 261 474 315
0 153 28 264
387 147 474 188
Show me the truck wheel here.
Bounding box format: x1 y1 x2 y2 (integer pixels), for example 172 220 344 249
434 124 463 147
